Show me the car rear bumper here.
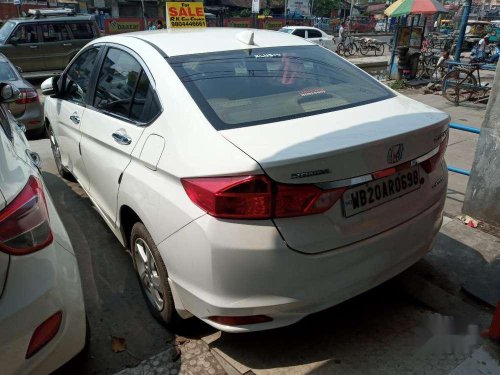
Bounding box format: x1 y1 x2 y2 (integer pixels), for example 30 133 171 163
0 240 86 374
160 194 445 333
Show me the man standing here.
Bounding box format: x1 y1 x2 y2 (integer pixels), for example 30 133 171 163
339 22 345 43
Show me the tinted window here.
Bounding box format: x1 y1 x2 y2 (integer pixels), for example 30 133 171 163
94 48 142 118
0 106 12 139
278 28 293 34
10 24 38 44
68 23 94 39
0 62 18 81
308 29 322 38
292 29 306 38
169 46 394 130
41 23 70 42
130 70 158 123
0 21 16 44
65 47 101 104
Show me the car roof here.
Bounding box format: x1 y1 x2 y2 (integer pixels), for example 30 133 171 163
280 26 320 30
7 15 95 24
100 28 312 57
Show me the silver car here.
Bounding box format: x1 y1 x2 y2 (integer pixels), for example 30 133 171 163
0 53 43 135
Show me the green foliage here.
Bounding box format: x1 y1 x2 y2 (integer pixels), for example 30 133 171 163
312 0 341 17
263 8 272 17
240 9 252 17
388 80 406 90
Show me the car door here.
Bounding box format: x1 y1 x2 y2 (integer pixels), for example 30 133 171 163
2 24 44 72
80 46 159 226
39 22 73 71
53 46 102 191
306 29 323 43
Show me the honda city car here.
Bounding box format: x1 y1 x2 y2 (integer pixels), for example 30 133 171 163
42 28 449 332
0 82 86 373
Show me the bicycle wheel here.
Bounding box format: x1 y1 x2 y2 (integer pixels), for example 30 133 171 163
359 41 369 55
336 43 348 57
374 43 385 56
442 68 477 104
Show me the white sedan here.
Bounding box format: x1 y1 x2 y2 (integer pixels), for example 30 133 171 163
279 26 336 49
0 83 86 373
42 28 449 333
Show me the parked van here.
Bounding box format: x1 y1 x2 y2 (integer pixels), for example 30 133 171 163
0 9 100 73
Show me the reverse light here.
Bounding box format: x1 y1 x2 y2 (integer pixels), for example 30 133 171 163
421 132 449 174
0 176 53 255
181 175 345 220
26 311 62 359
15 88 39 105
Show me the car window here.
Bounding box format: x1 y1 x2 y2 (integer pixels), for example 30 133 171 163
0 62 18 81
65 47 101 104
129 70 159 123
68 22 94 39
169 45 394 130
308 30 323 38
292 29 306 38
41 23 70 42
94 48 142 119
278 28 294 34
0 105 12 139
0 21 16 44
9 24 38 44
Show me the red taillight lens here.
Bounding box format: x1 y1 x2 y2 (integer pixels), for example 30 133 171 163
421 133 449 174
208 315 273 326
181 175 345 220
26 311 62 359
15 89 38 105
0 176 53 255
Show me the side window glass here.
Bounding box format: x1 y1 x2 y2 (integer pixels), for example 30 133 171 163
65 47 101 104
0 107 12 139
68 23 94 39
130 71 159 123
10 25 38 44
42 23 70 42
94 48 141 118
308 30 322 38
293 29 306 38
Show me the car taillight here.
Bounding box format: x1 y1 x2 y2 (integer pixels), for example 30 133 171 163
15 89 38 105
421 132 449 174
181 175 345 220
0 176 53 255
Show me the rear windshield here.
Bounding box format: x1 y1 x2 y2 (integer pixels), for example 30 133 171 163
168 45 393 130
0 22 16 44
0 62 17 81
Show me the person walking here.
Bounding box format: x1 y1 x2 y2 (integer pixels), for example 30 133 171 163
339 22 346 44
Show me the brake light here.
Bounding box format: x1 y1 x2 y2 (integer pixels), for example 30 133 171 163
26 311 62 359
0 176 53 255
421 133 449 174
181 175 345 219
15 89 38 105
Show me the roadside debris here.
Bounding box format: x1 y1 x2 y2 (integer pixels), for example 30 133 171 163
111 336 127 353
460 215 479 228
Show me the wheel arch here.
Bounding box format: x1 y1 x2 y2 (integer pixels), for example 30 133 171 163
119 204 143 250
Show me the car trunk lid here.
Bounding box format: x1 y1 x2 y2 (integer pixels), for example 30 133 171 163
220 96 449 253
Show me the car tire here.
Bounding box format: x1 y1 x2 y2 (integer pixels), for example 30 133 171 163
48 125 72 180
131 222 176 325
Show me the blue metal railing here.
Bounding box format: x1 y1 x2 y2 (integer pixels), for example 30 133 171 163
447 123 481 176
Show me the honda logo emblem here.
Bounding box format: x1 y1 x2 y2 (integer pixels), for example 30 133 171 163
387 144 404 164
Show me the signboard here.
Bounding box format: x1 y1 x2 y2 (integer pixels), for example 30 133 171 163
105 18 143 34
287 0 310 17
13 0 21 5
94 0 105 8
252 0 259 14
166 2 206 28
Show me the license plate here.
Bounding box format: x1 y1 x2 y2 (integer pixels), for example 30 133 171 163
342 167 421 217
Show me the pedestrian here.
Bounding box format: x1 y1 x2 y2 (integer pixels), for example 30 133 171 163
475 35 490 61
148 21 157 31
156 20 164 30
339 22 345 44
433 20 438 32
487 42 500 64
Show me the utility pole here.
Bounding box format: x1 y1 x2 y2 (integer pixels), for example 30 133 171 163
349 0 354 31
454 0 471 62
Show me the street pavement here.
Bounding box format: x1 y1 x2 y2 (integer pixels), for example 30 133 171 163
26 76 500 374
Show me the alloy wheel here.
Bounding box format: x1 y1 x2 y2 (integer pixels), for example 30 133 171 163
134 238 164 311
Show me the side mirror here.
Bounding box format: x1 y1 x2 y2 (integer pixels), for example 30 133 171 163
0 83 21 103
41 77 57 96
16 66 22 73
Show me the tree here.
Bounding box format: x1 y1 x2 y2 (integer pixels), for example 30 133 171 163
312 0 342 17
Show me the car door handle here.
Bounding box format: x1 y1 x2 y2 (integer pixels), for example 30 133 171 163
63 43 72 46
112 132 132 145
69 113 80 125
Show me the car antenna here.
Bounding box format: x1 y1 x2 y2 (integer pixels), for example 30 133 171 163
236 30 255 46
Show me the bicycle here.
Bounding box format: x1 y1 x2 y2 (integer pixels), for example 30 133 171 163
358 38 385 56
441 63 492 104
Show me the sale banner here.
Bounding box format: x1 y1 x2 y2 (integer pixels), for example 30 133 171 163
166 2 206 28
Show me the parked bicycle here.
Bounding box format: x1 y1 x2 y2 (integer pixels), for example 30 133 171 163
441 63 492 104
